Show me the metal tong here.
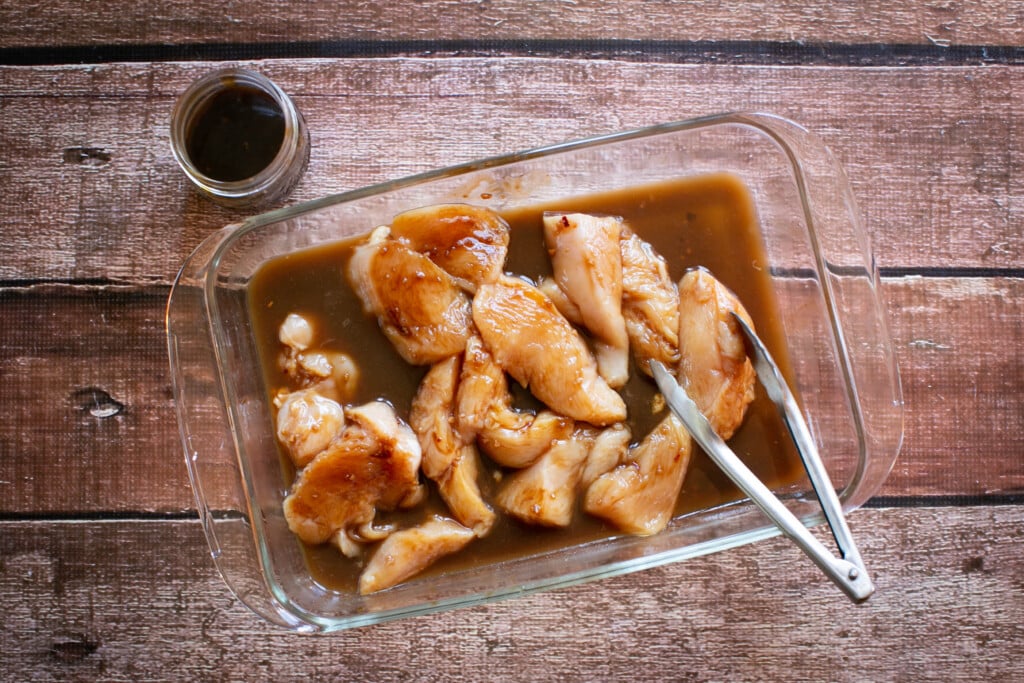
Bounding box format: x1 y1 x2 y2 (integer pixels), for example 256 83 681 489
650 312 874 603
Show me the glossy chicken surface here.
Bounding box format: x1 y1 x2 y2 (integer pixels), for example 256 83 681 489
676 268 756 440
472 275 627 426
275 388 346 467
409 355 496 536
578 423 631 491
456 334 574 468
543 212 630 388
283 401 423 546
358 516 476 595
584 414 693 535
390 203 510 293
347 232 472 365
620 228 681 375
495 429 594 527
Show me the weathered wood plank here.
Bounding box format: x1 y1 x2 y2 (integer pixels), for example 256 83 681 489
0 60 1020 283
0 284 193 513
883 277 1024 497
0 1 1019 50
1 507 1021 681
0 276 1020 514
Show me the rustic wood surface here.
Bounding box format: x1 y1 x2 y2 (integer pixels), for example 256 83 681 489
2 507 1022 682
2 277 1021 515
2 60 1022 281
2 1 1022 49
1 2 1021 680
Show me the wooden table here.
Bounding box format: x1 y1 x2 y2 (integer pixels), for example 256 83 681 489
2 3 1022 680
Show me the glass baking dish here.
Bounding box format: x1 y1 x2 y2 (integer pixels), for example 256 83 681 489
167 112 903 632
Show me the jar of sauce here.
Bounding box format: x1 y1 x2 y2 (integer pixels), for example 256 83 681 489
170 68 309 209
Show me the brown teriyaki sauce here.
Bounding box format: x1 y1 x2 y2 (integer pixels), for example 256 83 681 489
186 83 285 182
247 173 806 592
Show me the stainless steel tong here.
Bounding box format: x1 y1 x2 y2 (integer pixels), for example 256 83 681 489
650 312 874 603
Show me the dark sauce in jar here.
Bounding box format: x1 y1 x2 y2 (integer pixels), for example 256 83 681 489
186 84 285 182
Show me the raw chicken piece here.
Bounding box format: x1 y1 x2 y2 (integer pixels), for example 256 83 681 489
275 388 346 467
456 335 574 468
347 236 472 365
543 212 630 388
620 229 681 375
276 312 359 401
478 411 575 469
578 423 632 491
279 312 314 351
409 356 495 536
322 351 359 403
677 268 756 440
494 429 594 527
283 401 423 546
390 203 511 293
359 516 476 594
537 276 584 326
472 275 626 426
584 414 692 536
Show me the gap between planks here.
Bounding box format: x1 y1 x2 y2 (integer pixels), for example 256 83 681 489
1 39 1024 67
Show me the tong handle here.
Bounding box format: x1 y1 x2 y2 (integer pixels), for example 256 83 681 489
650 360 874 603
731 313 868 574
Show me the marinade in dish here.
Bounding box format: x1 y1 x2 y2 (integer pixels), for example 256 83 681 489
247 172 804 592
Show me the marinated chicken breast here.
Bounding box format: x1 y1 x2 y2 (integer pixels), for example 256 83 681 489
279 312 314 351
543 213 630 388
456 335 574 468
472 275 627 426
584 414 692 535
275 388 346 467
537 276 584 326
578 422 632 491
283 401 423 546
620 229 681 375
359 516 476 594
276 313 360 401
494 430 594 527
677 268 756 440
390 203 511 293
347 235 472 365
409 356 495 536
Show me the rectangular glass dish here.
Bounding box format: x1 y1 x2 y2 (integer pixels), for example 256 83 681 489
167 113 903 632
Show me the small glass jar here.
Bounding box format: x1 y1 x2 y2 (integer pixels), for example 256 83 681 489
170 68 310 209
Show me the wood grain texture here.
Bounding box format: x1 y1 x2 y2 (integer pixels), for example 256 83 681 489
1 60 1021 284
0 284 192 513
883 277 1024 498
1 506 1021 681
1 276 1020 514
0 1 1020 49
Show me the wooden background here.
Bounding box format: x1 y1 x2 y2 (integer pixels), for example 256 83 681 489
1 3 1022 680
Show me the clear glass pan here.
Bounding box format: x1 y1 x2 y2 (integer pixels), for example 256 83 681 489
167 112 903 632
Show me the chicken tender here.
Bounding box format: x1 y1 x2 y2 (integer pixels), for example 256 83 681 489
275 388 346 467
390 203 510 293
495 431 593 527
578 423 632 491
543 212 630 388
359 516 476 594
347 235 472 365
472 275 626 426
409 356 495 536
677 268 756 440
283 401 423 546
584 414 692 536
620 228 681 375
456 335 574 468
